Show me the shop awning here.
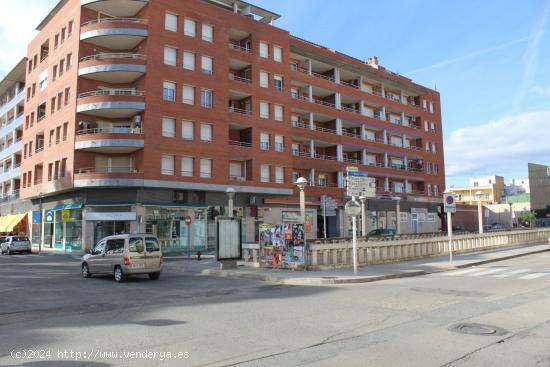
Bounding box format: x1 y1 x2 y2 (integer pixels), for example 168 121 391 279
0 213 26 233
142 202 208 208
86 202 136 207
52 202 84 211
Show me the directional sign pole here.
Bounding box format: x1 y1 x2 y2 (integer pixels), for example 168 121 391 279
448 212 453 265
322 196 327 239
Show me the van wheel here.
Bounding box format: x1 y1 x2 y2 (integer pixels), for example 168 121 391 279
82 263 92 278
148 272 160 280
114 266 125 283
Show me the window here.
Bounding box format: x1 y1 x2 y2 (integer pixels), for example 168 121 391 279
202 23 213 42
434 163 439 175
162 117 176 137
260 71 269 88
260 101 269 119
259 41 269 58
61 27 66 41
422 100 427 110
275 166 284 183
161 154 175 175
68 20 74 37
229 162 242 180
66 53 72 70
424 120 429 131
181 156 194 177
183 51 195 70
51 97 56 114
260 164 270 182
274 104 284 121
318 174 327 187
54 34 59 49
183 85 195 104
200 158 212 178
425 141 430 152
275 135 284 152
432 142 437 154
201 89 213 108
184 18 196 37
59 59 64 75
260 133 269 150
273 46 283 62
57 92 62 110
434 185 439 196
274 75 283 91
429 102 434 113
430 122 435 133
165 13 178 32
64 87 70 105
164 46 177 66
427 184 432 196
200 123 212 142
182 120 194 140
426 162 432 174
163 81 176 101
38 69 48 92
62 122 68 141
201 56 213 75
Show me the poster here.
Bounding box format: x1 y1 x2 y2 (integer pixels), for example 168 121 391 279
259 223 305 268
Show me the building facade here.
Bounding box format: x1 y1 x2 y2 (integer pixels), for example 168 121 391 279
450 176 505 205
17 0 445 252
528 163 550 220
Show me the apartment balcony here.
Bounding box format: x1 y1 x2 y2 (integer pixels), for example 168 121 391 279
74 166 144 187
0 164 21 183
0 190 20 204
80 17 148 49
75 127 144 153
77 89 145 118
81 0 149 16
79 53 146 83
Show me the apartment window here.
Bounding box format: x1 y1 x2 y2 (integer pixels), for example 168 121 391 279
53 65 58 81
165 13 178 32
55 126 61 143
201 89 213 108
51 97 56 114
259 41 269 58
64 87 70 105
54 161 60 180
430 122 436 133
434 185 439 196
394 182 404 193
260 133 269 150
66 53 72 70
32 83 36 97
426 162 432 174
200 158 212 178
181 156 194 177
274 75 283 91
318 174 327 187
273 46 283 62
182 120 194 140
161 154 175 175
259 71 269 88
432 142 437 154
183 51 195 70
427 184 432 196
183 85 195 104
162 117 176 137
54 34 59 49
63 122 68 141
275 166 284 183
163 81 176 101
28 60 32 74
47 163 53 181
422 100 427 110
164 46 177 66
57 92 62 110
424 120 429 132
61 27 66 41
425 141 430 152
202 23 213 42
68 20 74 37
38 69 48 92
274 104 284 121
200 123 212 142
429 102 434 113
201 55 213 75
229 162 242 180
259 101 269 119
275 135 284 152
184 18 196 37
59 59 65 75
434 163 439 175
260 164 270 182
37 102 46 121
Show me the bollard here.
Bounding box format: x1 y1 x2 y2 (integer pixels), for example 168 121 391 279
197 251 202 261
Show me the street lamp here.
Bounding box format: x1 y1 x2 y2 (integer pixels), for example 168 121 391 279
345 198 362 275
225 187 236 218
295 177 307 222
393 196 401 234
38 192 43 255
509 202 514 228
359 196 366 236
475 190 483 234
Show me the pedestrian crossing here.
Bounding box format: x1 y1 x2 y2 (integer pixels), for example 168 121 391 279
443 267 550 281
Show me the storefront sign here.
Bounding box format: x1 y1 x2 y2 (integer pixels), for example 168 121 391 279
61 209 71 223
84 212 137 221
45 210 54 223
33 211 42 224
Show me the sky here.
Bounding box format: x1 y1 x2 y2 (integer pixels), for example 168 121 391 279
1 0 549 188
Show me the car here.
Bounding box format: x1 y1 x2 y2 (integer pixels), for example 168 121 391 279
81 234 163 282
0 236 31 255
485 223 505 230
367 229 397 236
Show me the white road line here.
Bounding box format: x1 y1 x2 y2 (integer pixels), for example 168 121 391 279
518 273 550 280
493 269 531 278
468 268 508 276
443 268 486 276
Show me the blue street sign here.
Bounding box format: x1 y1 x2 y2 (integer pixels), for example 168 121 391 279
347 171 369 177
32 211 41 223
45 210 54 223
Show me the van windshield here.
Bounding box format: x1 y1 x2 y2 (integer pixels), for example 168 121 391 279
14 237 29 241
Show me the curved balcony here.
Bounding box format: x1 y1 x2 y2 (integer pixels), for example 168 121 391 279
74 166 144 188
77 90 145 118
80 18 148 49
81 0 149 17
75 128 144 153
79 53 146 83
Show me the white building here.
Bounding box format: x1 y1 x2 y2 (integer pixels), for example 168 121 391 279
505 178 530 196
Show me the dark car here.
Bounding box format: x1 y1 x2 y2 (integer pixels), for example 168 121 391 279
367 229 397 236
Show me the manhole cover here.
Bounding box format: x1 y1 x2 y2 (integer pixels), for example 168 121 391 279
449 323 508 336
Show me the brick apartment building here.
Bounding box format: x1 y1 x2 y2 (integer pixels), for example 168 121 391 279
7 0 445 252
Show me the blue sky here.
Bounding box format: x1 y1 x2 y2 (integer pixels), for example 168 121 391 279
1 0 549 187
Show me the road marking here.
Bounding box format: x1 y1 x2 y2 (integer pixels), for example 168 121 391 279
518 273 550 280
493 269 531 278
468 268 508 276
443 268 485 276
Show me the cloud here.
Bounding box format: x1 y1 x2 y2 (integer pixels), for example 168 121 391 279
532 85 550 97
445 111 550 178
0 0 58 78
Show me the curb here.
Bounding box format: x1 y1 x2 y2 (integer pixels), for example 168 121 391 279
451 248 550 270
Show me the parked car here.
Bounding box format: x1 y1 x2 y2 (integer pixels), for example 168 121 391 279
485 223 505 230
0 236 31 255
81 234 163 282
367 229 397 236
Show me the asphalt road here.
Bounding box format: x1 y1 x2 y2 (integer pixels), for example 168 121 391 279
0 252 549 366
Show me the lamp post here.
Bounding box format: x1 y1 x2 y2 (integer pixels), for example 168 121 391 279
225 187 236 218
38 192 43 255
509 202 514 228
345 199 361 275
394 196 401 234
295 177 308 270
359 196 366 236
475 190 483 234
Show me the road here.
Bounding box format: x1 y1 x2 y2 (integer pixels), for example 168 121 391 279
0 252 549 366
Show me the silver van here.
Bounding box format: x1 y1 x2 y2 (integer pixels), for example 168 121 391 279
81 234 163 282
0 236 31 255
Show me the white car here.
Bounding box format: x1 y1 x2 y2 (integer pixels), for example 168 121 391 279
0 236 31 255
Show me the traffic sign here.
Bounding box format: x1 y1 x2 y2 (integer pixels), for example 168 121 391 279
321 195 337 217
61 209 71 223
184 216 192 225
443 193 456 213
346 171 376 198
45 210 54 223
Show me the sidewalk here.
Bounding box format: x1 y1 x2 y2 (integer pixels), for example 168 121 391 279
164 243 550 285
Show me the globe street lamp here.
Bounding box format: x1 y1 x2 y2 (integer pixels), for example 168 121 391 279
295 177 307 222
345 198 362 275
393 196 401 234
475 190 483 234
225 187 236 218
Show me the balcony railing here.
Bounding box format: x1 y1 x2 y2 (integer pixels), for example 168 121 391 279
340 80 359 89
229 175 247 181
81 17 147 27
312 98 336 109
76 166 140 174
228 43 251 54
228 106 251 115
342 130 361 139
0 190 19 203
80 53 146 62
76 127 143 135
78 90 145 98
228 140 252 148
229 73 252 84
314 153 337 161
